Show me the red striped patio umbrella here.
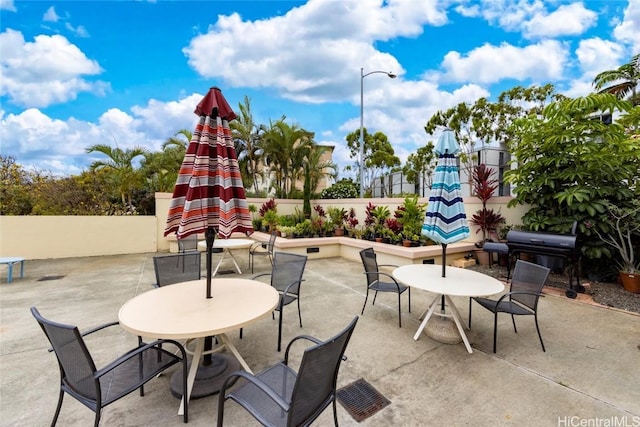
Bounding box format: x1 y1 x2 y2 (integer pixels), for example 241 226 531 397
164 87 253 299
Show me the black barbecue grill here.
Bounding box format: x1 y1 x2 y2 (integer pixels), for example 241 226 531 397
506 228 584 298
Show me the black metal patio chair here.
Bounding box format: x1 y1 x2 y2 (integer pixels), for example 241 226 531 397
249 232 277 273
153 252 201 287
217 316 358 427
252 252 307 351
359 248 411 327
31 306 188 426
469 259 551 353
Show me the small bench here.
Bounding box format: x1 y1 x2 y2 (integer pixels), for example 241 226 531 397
0 257 25 283
482 242 509 267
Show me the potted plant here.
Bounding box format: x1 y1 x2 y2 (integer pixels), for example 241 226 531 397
259 199 278 233
396 195 426 244
370 205 391 240
327 206 348 236
345 208 359 237
469 164 505 264
591 200 640 293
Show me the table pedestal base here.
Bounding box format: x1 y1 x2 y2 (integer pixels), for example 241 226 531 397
170 354 240 399
424 315 463 345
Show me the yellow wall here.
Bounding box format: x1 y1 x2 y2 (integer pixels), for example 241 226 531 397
0 216 156 260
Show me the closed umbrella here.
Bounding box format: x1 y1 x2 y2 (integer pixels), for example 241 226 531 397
422 129 470 278
164 86 253 299
163 87 253 398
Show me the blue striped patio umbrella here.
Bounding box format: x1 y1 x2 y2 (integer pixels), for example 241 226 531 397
422 129 470 278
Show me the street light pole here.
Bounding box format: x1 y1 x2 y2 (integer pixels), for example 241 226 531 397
359 67 396 198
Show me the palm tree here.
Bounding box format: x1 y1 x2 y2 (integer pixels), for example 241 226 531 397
593 53 639 105
230 96 263 194
261 120 314 198
301 144 337 217
86 143 148 211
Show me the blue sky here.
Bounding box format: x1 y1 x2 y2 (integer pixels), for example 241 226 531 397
1 0 638 178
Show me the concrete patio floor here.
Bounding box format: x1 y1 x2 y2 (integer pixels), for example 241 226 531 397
1 252 639 427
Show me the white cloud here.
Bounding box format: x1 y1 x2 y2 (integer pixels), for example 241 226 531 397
43 6 60 22
521 3 597 39
0 0 15 12
575 38 626 79
0 29 106 108
183 0 451 104
613 0 640 53
473 1 597 39
0 93 204 176
437 40 569 84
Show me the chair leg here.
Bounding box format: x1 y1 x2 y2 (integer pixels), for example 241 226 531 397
407 287 411 313
372 291 378 306
397 292 402 328
297 298 302 328
51 389 64 427
468 298 473 329
94 410 101 427
361 290 370 315
277 308 283 352
493 312 499 353
511 314 518 333
332 396 339 426
534 314 546 352
217 395 226 427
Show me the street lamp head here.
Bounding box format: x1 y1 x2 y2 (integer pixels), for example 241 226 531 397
387 72 397 79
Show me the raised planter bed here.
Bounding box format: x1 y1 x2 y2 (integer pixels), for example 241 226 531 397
249 231 476 266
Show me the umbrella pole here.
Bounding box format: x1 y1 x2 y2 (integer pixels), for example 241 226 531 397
205 227 215 365
206 227 215 299
441 244 447 311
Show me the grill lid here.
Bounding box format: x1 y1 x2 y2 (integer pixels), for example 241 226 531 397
506 230 579 249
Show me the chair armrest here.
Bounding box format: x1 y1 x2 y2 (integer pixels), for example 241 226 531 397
284 334 348 363
363 271 403 290
495 291 544 304
81 321 120 337
250 242 267 251
282 279 305 295
93 339 187 379
251 273 272 281
378 264 399 269
284 334 323 361
220 370 290 411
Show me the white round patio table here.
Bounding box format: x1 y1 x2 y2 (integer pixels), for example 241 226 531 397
393 264 504 353
118 278 278 416
197 238 254 275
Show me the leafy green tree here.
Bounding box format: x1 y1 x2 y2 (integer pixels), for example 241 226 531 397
424 85 563 184
85 143 148 212
300 144 337 216
29 170 117 215
402 142 436 196
593 53 639 106
505 93 640 260
0 155 32 215
345 128 399 196
320 178 359 199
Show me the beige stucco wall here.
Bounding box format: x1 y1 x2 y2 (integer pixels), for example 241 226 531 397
0 216 156 260
1 194 528 260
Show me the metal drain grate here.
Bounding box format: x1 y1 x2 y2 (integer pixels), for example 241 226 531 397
37 275 65 281
337 378 390 422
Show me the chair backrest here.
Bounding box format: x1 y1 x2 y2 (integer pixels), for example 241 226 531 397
510 260 551 310
30 307 99 401
288 316 359 426
270 252 307 295
359 248 379 286
266 232 277 252
153 252 201 287
177 233 199 252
